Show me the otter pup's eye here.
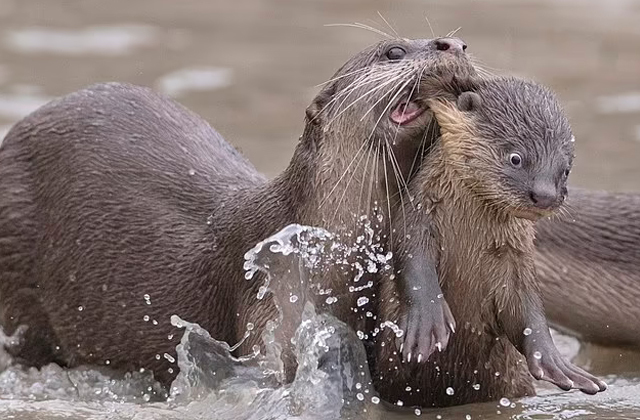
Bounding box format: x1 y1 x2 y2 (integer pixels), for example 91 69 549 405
509 153 522 168
564 168 571 177
386 47 406 61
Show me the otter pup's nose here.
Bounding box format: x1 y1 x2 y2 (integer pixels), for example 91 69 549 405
529 183 557 209
433 37 467 54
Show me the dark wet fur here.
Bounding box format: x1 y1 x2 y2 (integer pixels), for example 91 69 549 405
0 38 476 389
375 76 605 407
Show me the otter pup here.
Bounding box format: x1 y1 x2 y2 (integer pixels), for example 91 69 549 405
0 37 475 388
376 76 607 407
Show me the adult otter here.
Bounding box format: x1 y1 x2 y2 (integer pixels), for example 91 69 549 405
0 37 475 389
375 76 607 407
535 188 640 349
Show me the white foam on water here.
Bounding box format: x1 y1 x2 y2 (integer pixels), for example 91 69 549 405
596 92 640 114
4 24 159 56
0 93 51 120
156 67 233 98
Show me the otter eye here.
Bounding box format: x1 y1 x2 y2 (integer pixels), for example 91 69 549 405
509 153 522 168
564 168 571 177
386 47 406 61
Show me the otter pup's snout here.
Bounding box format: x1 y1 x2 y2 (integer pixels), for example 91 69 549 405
529 181 558 209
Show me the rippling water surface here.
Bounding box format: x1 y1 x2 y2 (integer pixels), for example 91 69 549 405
1 0 639 418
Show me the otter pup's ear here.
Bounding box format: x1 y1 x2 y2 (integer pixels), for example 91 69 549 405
305 82 337 124
457 92 482 112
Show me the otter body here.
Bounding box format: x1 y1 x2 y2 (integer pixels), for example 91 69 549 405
376 76 606 407
535 188 640 348
0 37 475 388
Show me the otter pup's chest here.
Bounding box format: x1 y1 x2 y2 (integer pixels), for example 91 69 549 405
434 200 533 321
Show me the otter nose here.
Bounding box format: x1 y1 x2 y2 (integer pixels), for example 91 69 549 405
433 37 467 54
529 183 557 209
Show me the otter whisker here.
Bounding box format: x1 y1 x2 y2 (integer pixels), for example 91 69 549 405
324 23 393 39
376 12 401 39
358 135 378 222
424 16 437 38
319 136 371 208
383 135 409 239
366 76 415 141
330 137 374 223
313 68 396 125
359 70 415 122
447 27 462 37
381 137 394 243
315 67 374 88
325 70 409 127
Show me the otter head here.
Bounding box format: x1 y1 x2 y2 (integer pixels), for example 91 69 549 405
431 76 575 220
304 37 476 182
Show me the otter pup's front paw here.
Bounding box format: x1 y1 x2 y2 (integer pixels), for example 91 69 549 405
396 296 455 363
526 348 607 394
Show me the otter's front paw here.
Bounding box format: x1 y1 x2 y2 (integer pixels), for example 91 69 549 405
396 296 455 363
526 347 607 394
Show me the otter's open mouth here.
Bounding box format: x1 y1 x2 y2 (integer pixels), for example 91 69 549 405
390 100 425 125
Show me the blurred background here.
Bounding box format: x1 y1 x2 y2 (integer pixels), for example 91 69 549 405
0 0 638 190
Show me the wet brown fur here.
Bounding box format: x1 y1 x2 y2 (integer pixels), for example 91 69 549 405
0 38 475 388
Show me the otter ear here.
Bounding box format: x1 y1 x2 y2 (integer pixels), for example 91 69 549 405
457 92 482 112
305 82 337 124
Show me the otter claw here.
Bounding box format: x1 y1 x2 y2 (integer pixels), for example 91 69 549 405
417 353 423 363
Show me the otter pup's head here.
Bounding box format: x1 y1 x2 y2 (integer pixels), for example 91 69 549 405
430 76 575 220
305 37 476 179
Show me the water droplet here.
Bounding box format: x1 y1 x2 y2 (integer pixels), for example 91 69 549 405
357 296 369 307
446 387 455 395
415 408 422 416
77 306 84 311
143 315 150 322
206 215 214 225
163 353 175 363
472 383 480 390
371 396 380 404
356 393 364 401
499 397 511 407
152 319 158 325
69 274 76 282
356 330 365 340
289 295 298 303
142 394 151 402
105 359 110 365
533 351 542 360
246 322 254 331
396 400 404 406
466 415 471 420
405 386 412 391
523 328 532 336
188 169 196 176
155 354 161 360
325 296 338 305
